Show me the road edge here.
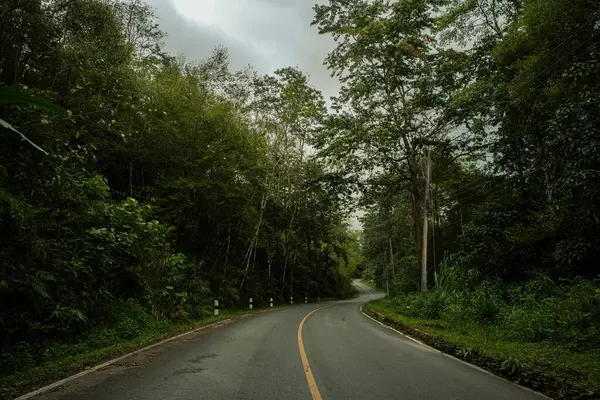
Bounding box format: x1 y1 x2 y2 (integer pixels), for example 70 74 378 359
14 307 281 400
359 304 552 400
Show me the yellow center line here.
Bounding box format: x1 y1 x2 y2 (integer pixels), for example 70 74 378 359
298 306 328 400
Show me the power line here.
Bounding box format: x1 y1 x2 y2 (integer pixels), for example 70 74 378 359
430 17 599 144
451 114 600 202
497 31 599 110
500 13 599 94
433 29 599 197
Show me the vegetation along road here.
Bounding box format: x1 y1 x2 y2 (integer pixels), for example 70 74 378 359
22 281 543 400
2 0 599 398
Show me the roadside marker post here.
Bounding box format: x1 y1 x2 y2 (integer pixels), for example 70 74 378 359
214 300 219 316
290 296 293 305
305 296 307 304
249 297 253 310
270 298 273 308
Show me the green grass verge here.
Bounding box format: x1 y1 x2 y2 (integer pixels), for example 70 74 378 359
1 297 346 400
365 299 600 400
0 308 275 400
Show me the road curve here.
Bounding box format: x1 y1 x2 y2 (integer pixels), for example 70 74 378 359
29 282 545 400
304 281 545 400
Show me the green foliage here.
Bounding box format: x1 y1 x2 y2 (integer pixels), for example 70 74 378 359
381 260 600 349
337 0 600 394
369 300 600 399
0 1 353 394
354 2 600 373
502 278 600 347
0 87 65 112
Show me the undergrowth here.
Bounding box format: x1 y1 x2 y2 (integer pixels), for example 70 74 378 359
1 300 262 399
370 260 600 399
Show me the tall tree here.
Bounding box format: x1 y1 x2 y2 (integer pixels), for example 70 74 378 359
312 0 461 289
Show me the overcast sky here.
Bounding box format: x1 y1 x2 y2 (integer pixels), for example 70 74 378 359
145 0 341 103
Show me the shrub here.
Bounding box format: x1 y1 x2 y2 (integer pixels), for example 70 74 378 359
435 254 482 293
391 255 420 295
387 290 453 320
390 271 600 348
502 278 600 347
467 282 506 324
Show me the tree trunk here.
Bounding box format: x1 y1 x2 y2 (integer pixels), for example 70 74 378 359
388 237 395 280
267 228 276 277
289 239 298 298
129 162 133 198
240 192 267 290
280 203 298 289
411 186 423 271
421 146 432 293
244 192 267 272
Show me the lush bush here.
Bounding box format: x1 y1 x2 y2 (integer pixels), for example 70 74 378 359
0 298 166 375
384 290 451 320
391 255 420 295
385 262 600 348
1 0 354 380
502 278 600 347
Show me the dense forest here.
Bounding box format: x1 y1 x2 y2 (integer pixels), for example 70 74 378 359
1 0 600 398
0 0 359 393
314 0 600 286
311 0 600 397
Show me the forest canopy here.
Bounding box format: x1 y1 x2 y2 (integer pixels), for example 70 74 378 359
1 0 600 397
0 0 357 376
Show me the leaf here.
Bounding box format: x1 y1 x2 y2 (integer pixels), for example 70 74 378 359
35 270 57 282
0 87 65 112
71 308 88 323
0 118 48 155
31 280 51 300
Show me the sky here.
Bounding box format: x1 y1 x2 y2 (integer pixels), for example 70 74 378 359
144 0 341 103
144 0 363 230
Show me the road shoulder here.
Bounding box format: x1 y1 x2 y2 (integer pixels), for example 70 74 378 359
362 300 595 400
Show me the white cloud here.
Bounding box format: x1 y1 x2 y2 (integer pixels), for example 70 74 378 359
170 0 219 29
146 0 340 101
170 0 277 58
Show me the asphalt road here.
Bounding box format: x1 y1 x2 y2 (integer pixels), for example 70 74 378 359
30 281 546 400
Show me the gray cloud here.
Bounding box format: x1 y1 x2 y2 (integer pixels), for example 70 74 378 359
145 0 340 102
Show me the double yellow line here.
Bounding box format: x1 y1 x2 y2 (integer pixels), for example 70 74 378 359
297 306 328 400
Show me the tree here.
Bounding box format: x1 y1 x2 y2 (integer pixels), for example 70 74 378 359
312 0 463 290
439 0 600 278
1 2 354 385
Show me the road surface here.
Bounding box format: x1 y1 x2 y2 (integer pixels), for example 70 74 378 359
30 281 545 400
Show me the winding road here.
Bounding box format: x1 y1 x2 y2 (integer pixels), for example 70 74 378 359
30 281 545 400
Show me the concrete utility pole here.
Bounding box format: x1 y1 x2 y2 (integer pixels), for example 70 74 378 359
386 276 390 297
385 247 390 297
388 237 395 280
421 146 431 292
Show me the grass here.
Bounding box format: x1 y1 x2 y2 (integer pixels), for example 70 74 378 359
366 299 600 399
0 306 284 400
1 296 345 400
1 313 240 399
